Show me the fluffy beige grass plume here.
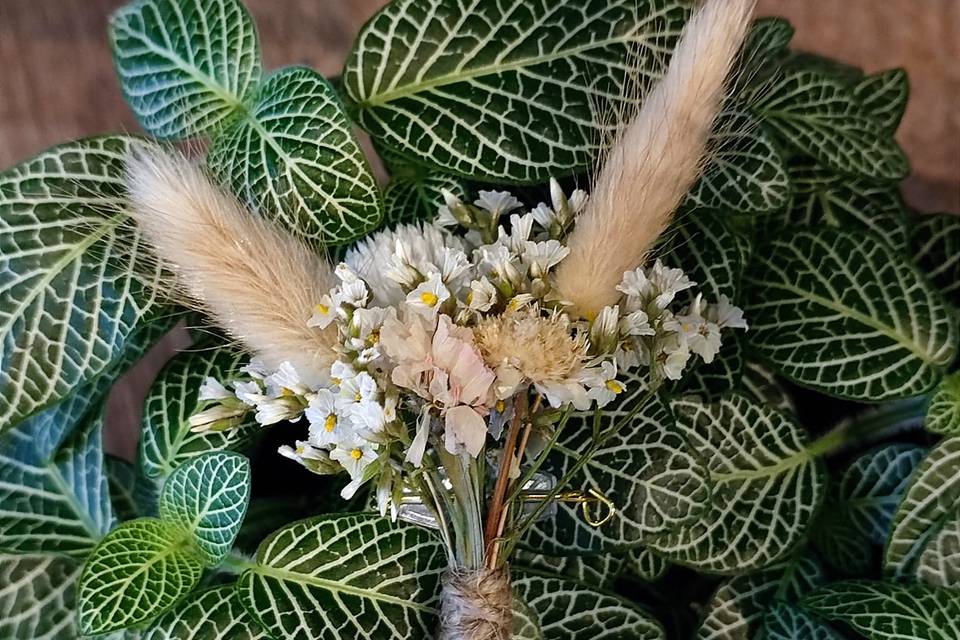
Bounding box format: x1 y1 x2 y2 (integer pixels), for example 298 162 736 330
124 146 337 386
555 0 756 318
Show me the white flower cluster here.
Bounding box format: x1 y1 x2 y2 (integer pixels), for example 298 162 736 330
190 181 747 510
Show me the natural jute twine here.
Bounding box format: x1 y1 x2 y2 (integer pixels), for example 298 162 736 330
437 566 512 640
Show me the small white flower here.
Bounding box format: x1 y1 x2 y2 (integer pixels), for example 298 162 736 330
583 360 626 407
336 370 379 407
279 441 338 475
617 268 655 304
648 260 695 308
232 380 263 406
187 403 247 433
335 262 361 284
346 400 387 435
653 333 691 381
264 362 311 397
439 246 471 285
567 189 589 214
478 244 522 287
467 278 498 312
522 239 569 277
706 295 749 330
306 389 353 447
620 309 655 337
331 438 378 480
498 213 534 253
475 190 522 218
590 305 620 354
308 293 339 329
254 396 304 425
531 202 557 229
241 359 268 380
406 272 450 315
198 377 232 402
535 379 591 412
668 294 723 363
338 278 369 308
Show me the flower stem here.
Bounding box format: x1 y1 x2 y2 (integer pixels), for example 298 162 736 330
484 392 528 567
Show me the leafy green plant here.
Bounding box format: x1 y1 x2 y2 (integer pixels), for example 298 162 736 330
1 0 957 639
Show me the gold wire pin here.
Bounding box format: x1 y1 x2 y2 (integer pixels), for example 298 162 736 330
521 488 617 528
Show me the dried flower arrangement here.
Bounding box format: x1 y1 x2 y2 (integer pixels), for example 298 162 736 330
2 0 959 639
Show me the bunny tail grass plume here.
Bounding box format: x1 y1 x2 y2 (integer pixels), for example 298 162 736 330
125 146 337 386
555 0 756 318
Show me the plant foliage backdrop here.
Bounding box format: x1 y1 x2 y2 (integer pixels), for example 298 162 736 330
0 0 959 639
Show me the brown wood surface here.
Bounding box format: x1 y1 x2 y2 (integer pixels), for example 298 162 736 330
1 0 958 457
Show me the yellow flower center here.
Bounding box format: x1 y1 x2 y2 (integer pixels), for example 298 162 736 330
605 379 625 394
350 448 363 460
295 446 305 455
366 329 380 345
354 391 362 402
280 387 295 396
496 399 506 413
466 291 474 305
331 377 341 386
324 414 337 432
315 302 330 315
420 291 439 307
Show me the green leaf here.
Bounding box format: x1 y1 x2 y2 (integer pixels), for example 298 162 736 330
741 361 796 415
926 372 960 436
916 516 960 588
912 213 960 309
77 519 205 635
0 136 161 431
854 68 909 133
209 66 383 245
140 345 254 479
802 580 960 639
383 170 466 227
811 444 924 575
696 552 830 639
105 455 140 522
763 602 843 640
239 513 445 639
513 573 665 640
342 0 689 183
744 228 957 401
144 585 268 639
752 69 908 180
514 550 625 590
158 451 250 565
665 211 742 302
742 18 794 65
109 0 261 139
649 394 826 573
680 334 745 399
0 554 83 639
527 379 709 554
686 110 789 214
0 402 115 557
886 438 960 577
624 546 668 582
784 159 909 251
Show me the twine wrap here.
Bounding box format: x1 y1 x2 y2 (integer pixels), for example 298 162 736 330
437 567 512 640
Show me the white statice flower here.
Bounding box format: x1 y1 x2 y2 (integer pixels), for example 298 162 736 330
232 380 263 406
406 272 451 315
346 399 387 437
330 360 357 386
651 332 692 381
620 309 655 337
497 213 534 253
582 360 626 407
467 278 498 312
530 202 557 230
617 267 655 304
590 305 621 354
188 403 248 433
475 190 522 218
522 238 569 278
345 222 465 306
477 243 523 288
335 269 369 308
438 246 471 287
241 359 268 380
308 292 339 329
668 295 723 363
647 260 696 308
306 389 353 447
337 370 378 407
198 377 232 401
706 294 749 330
331 439 378 481
536 378 590 412
254 396 305 426
278 441 338 475
264 361 312 397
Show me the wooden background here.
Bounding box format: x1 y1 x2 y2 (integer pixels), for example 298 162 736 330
1 0 958 457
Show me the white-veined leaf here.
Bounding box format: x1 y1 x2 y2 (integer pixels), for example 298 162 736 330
751 69 908 180
916 517 960 589
811 444 924 575
514 572 664 640
105 455 140 522
624 547 668 582
741 361 796 415
382 170 466 227
744 228 957 401
158 451 250 564
802 580 960 640
342 0 689 183
885 438 960 577
0 554 82 640
209 66 383 245
238 513 445 639
912 213 960 309
927 372 960 436
696 552 832 639
140 344 255 479
763 602 843 640
526 380 709 554
144 585 269 639
77 518 205 635
0 136 162 431
649 394 826 573
665 211 742 303
0 401 114 557
854 68 909 134
109 0 261 139
514 550 625 591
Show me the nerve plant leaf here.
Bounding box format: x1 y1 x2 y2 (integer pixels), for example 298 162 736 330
911 213 960 309
0 136 162 432
238 513 445 640
527 380 709 554
0 400 115 557
926 373 960 436
854 68 909 134
342 0 689 183
802 580 960 640
514 550 625 591
751 69 909 180
77 452 250 634
383 170 467 227
208 66 383 245
648 394 826 573
140 345 256 480
744 229 957 401
0 554 83 640
109 0 262 139
916 517 960 589
144 585 269 640
513 573 665 640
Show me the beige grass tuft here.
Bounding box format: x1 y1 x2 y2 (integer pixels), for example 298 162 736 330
125 146 338 385
555 0 756 318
